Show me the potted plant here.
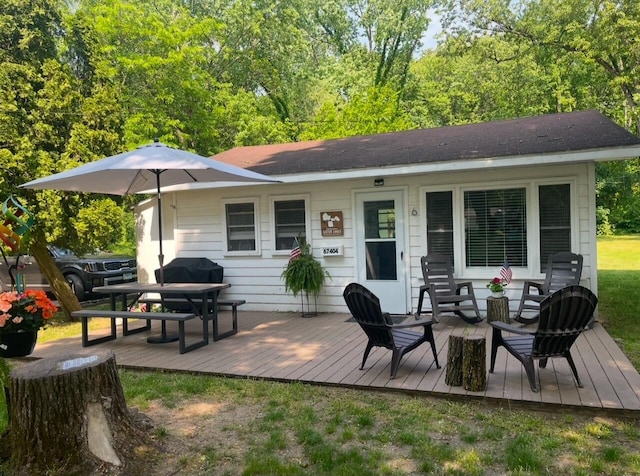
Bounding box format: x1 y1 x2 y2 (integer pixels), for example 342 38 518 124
487 277 507 298
0 289 57 357
281 241 329 317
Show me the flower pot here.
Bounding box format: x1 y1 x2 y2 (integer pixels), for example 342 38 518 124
490 291 505 299
0 331 38 358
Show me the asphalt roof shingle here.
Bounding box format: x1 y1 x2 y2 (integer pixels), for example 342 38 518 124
213 110 640 176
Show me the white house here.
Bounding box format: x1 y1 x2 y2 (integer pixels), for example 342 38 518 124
134 110 640 315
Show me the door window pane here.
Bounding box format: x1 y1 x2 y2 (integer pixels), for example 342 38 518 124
464 188 527 267
274 199 306 250
226 202 256 251
539 184 571 271
364 200 397 280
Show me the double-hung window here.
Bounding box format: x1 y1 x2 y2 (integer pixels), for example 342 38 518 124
272 197 308 252
223 199 260 254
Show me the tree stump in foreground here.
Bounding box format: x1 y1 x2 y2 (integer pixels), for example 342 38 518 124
4 349 152 475
445 334 464 386
462 335 487 392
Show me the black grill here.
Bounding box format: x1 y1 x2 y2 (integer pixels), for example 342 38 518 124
155 258 224 312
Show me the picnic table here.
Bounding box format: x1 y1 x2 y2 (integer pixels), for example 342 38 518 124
74 282 231 354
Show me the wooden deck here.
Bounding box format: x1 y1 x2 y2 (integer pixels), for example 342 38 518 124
31 311 640 416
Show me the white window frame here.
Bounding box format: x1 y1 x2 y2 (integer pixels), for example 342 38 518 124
421 179 576 278
221 197 261 256
270 194 311 256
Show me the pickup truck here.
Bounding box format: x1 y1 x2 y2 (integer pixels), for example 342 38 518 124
0 246 137 300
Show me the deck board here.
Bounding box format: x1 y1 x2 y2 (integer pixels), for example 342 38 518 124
30 311 640 416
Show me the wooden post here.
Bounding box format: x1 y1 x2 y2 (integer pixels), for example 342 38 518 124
462 335 487 391
487 296 510 323
445 334 464 386
4 349 152 475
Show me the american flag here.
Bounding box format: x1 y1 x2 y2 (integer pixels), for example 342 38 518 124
289 237 302 262
499 259 512 284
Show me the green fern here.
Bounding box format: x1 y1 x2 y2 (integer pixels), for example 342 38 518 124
281 243 329 298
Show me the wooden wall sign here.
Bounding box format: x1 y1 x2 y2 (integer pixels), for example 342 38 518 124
321 211 343 236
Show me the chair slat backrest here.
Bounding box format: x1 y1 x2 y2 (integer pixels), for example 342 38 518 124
343 283 394 348
421 254 456 296
533 285 597 358
543 252 583 294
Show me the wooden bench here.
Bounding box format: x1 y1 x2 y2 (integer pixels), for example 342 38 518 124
138 297 245 340
72 309 204 354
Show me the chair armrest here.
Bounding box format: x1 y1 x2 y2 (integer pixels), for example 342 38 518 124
391 317 435 329
455 281 474 293
522 280 544 293
489 321 534 335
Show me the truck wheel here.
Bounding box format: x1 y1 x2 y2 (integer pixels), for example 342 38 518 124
66 274 85 300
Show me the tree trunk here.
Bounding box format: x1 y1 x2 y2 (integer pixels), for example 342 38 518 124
462 335 487 392
31 236 81 321
3 350 151 475
445 334 464 386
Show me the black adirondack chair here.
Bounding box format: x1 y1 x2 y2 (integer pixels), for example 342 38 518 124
415 254 482 324
343 283 440 379
490 285 597 392
513 252 583 324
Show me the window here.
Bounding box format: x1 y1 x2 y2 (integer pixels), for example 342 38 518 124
464 188 527 267
274 199 307 251
225 202 257 252
426 191 454 263
539 184 571 271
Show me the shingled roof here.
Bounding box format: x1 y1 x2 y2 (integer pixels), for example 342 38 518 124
213 110 640 177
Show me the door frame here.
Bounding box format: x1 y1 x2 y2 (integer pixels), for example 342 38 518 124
352 187 411 314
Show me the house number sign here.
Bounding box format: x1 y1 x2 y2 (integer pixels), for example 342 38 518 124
321 211 343 236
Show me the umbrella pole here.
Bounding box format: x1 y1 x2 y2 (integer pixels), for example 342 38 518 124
156 173 165 286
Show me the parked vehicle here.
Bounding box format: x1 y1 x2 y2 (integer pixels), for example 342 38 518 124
0 246 137 300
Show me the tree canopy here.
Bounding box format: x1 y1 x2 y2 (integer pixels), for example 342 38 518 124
1 0 639 271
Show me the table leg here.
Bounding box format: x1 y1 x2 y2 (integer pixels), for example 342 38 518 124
147 294 179 344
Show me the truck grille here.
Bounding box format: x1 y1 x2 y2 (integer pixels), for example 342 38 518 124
104 260 136 271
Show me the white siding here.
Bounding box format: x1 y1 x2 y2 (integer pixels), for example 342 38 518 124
135 162 597 314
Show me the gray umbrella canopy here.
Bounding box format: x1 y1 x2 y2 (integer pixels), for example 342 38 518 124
20 141 279 194
20 141 280 283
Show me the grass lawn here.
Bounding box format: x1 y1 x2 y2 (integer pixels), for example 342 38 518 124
1 236 639 475
596 235 640 368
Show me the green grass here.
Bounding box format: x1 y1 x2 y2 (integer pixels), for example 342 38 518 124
596 234 640 368
2 235 640 475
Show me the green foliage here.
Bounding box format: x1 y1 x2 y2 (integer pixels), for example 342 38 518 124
281 242 329 298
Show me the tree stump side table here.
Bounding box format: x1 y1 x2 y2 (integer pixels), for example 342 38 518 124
487 296 510 323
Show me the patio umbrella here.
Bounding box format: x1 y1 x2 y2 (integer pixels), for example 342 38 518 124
20 140 280 284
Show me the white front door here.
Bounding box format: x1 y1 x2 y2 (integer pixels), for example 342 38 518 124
355 190 408 313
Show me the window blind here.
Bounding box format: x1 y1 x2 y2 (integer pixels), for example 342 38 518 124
274 199 306 250
426 191 454 264
539 184 571 271
464 188 527 267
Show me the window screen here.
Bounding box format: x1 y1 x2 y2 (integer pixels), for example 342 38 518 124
539 184 571 271
225 202 256 251
274 199 306 250
464 188 527 267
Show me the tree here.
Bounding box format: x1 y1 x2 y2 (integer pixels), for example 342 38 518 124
0 0 130 320
441 0 640 134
